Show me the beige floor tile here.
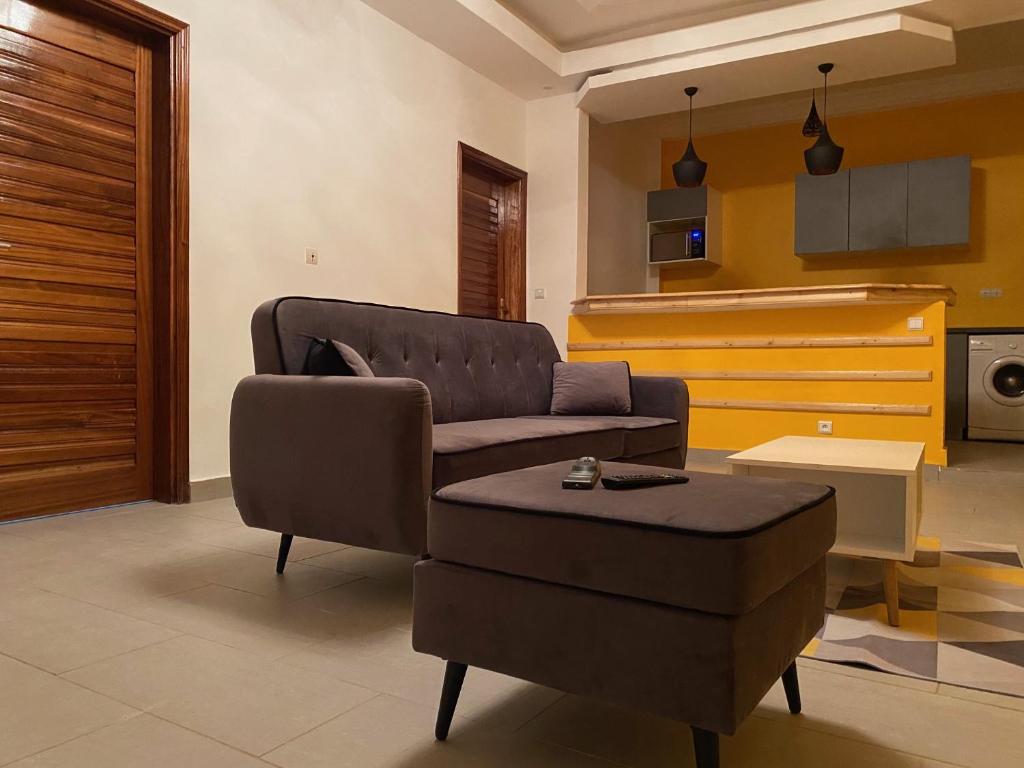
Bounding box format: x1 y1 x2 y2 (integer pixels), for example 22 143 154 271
297 573 413 631
301 547 416 582
264 694 484 768
936 683 1024 713
520 692 960 768
176 549 361 600
0 654 138 765
117 584 346 659
32 557 217 611
182 497 248 523
730 715 959 768
8 714 270 768
64 635 375 756
280 628 563 731
0 588 178 673
753 662 1024 768
518 693 694 768
200 526 347 561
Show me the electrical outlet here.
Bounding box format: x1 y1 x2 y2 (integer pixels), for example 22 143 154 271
534 288 546 300
907 316 924 331
817 420 833 435
305 247 319 266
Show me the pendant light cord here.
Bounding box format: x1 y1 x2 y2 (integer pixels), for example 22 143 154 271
688 94 693 139
823 71 828 122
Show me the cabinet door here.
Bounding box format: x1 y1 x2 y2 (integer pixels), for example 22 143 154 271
908 155 970 247
850 162 908 251
795 171 849 254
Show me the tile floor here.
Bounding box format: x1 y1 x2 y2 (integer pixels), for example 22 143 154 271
0 455 1022 767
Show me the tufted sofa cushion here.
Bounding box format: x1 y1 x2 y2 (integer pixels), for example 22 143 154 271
252 298 562 424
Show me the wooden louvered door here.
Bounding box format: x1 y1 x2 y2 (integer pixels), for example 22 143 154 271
0 0 154 520
457 142 526 320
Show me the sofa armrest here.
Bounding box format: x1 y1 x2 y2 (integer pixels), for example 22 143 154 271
631 376 690 467
229 374 433 555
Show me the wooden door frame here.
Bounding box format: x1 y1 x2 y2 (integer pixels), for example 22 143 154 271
53 0 190 502
457 142 527 320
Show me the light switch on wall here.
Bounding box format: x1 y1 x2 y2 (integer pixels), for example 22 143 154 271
907 316 924 331
534 288 546 299
305 248 319 266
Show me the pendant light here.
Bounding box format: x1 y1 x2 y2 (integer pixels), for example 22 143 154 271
804 63 844 175
801 89 822 137
672 86 707 188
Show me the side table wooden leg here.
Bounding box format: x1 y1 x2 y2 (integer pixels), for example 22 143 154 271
882 560 900 627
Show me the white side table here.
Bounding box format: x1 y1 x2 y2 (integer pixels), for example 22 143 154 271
727 436 924 626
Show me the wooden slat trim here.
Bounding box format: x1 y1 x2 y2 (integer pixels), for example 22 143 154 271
691 399 931 416
0 0 138 70
635 369 933 381
569 336 933 352
571 283 957 314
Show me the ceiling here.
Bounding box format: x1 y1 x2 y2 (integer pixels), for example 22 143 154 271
497 0 809 49
360 0 1024 121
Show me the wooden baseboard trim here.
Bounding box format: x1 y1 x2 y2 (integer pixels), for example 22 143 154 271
635 369 932 381
691 399 931 416
569 336 932 352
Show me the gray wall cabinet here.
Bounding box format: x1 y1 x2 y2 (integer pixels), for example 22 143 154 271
850 162 908 251
908 155 971 247
794 171 849 254
795 155 970 255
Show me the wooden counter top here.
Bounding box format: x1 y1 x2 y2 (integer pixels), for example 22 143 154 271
571 284 957 315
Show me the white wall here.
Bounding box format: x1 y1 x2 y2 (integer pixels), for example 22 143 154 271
525 93 589 356
147 0 527 481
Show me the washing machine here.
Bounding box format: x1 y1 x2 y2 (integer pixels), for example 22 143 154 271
968 334 1024 442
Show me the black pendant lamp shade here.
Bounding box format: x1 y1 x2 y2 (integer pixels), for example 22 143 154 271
673 86 707 187
804 63 844 175
801 90 822 137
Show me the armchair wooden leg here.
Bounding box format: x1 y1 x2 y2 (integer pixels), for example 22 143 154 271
691 726 719 768
435 661 468 741
782 660 802 714
276 534 293 574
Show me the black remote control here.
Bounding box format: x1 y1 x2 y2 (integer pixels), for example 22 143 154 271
601 473 689 490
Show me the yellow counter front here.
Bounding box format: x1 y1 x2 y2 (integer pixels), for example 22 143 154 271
567 284 955 466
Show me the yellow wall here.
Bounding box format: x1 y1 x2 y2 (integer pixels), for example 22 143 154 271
659 92 1024 329
568 300 948 465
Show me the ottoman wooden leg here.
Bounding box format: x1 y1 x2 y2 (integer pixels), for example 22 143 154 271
435 661 468 741
782 661 801 714
882 560 900 627
691 726 719 768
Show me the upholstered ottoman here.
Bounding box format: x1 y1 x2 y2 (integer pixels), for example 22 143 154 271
412 461 837 768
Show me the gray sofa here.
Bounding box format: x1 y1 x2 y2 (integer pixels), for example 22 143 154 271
230 297 688 562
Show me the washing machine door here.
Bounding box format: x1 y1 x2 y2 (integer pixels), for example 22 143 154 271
983 355 1024 407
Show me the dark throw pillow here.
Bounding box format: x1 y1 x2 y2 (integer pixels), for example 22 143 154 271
550 361 631 416
302 338 375 377
330 340 375 377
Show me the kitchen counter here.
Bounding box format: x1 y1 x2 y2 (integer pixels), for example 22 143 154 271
571 283 957 315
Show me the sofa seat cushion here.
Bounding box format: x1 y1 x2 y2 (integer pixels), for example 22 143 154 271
428 461 836 615
431 416 677 488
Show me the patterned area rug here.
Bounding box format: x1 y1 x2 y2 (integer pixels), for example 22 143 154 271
803 538 1024 697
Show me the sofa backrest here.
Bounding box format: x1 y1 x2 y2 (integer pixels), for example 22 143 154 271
251 297 562 424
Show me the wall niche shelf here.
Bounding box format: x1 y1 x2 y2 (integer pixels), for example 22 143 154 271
646 186 722 267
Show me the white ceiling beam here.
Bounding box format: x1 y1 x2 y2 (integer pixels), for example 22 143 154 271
577 14 955 123
561 0 932 75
